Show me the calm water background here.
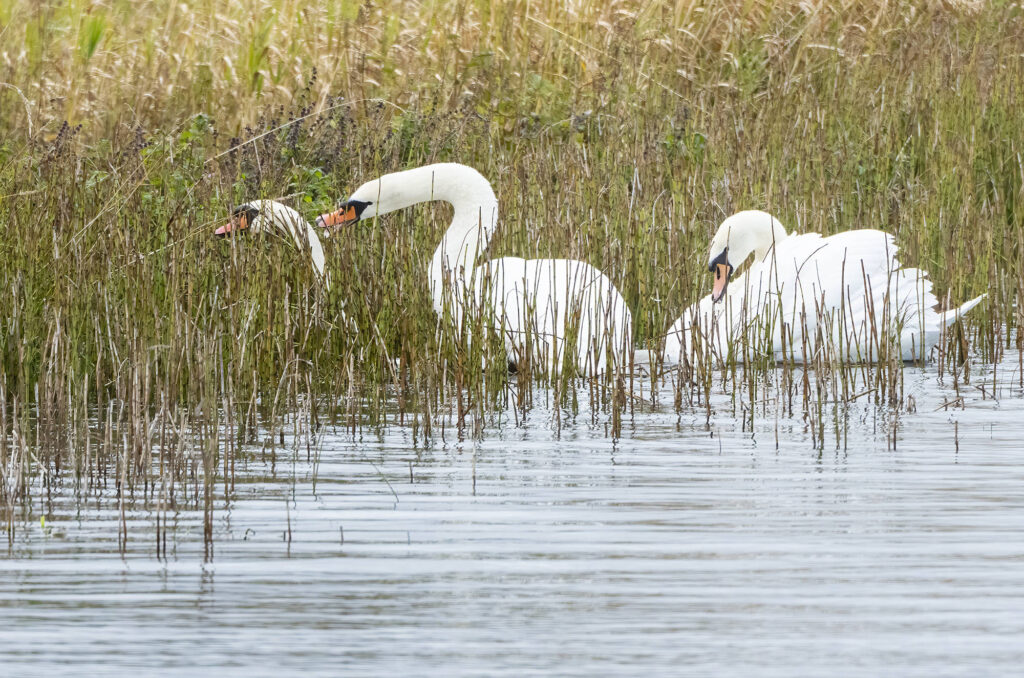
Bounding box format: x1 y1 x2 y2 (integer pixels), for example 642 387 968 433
3 355 1024 676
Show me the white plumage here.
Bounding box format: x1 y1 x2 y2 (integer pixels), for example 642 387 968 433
216 199 329 288
319 163 633 376
664 211 985 365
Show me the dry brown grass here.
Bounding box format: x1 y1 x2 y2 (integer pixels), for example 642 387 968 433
1 0 1022 526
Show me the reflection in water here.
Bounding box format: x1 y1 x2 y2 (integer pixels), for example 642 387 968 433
2 355 1024 676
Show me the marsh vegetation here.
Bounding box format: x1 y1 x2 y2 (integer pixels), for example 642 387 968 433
1 0 1022 535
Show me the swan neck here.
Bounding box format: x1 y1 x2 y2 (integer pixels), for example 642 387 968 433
417 165 498 311
730 213 787 265
304 222 328 282
355 164 498 311
260 200 329 287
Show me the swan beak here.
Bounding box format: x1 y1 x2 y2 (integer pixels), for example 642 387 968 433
711 263 731 303
215 213 251 237
317 204 359 231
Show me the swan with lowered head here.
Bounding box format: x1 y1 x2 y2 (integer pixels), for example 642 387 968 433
317 163 633 376
215 200 329 288
664 210 985 364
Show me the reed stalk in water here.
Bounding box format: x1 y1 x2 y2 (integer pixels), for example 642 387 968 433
0 0 1020 530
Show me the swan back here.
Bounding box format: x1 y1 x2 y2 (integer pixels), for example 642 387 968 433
668 225 984 365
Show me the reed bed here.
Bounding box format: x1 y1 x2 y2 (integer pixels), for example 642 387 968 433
1 0 1023 538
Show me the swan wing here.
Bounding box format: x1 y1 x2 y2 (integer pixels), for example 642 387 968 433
742 229 946 360
473 257 529 362
512 258 633 375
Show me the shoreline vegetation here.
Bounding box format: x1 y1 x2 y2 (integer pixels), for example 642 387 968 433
1 1 1022 533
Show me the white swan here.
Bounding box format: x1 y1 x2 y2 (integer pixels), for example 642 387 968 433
215 200 329 288
664 210 985 365
316 163 633 376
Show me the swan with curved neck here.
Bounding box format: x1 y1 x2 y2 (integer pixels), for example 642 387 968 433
665 210 985 364
216 200 329 288
318 163 633 376
707 210 787 302
318 163 497 317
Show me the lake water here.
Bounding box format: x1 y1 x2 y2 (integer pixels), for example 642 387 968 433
3 354 1024 676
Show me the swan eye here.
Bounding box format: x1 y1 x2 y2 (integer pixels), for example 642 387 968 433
708 248 730 274
317 200 371 229
216 204 260 236
235 205 260 229
346 199 372 219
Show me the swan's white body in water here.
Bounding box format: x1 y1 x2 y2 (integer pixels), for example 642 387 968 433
317 163 633 375
664 211 984 365
216 200 330 287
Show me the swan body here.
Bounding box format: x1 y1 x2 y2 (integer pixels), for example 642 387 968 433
216 200 329 288
664 211 984 365
318 163 632 376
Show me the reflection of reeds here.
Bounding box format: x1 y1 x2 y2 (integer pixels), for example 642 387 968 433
0 1 1019 528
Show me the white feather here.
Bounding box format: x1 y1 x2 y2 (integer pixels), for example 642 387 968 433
665 212 984 365
340 164 633 376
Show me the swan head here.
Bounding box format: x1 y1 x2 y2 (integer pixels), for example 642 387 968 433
315 169 430 232
315 197 373 231
707 210 787 303
216 200 307 237
215 203 262 236
215 200 328 285
316 164 499 235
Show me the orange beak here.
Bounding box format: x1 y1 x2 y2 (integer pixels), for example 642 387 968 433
214 213 250 236
711 263 731 303
316 204 359 230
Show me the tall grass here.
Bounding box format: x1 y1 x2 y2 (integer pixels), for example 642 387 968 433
1 0 1022 532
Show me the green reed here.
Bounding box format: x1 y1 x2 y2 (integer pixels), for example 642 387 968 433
1 1 1022 532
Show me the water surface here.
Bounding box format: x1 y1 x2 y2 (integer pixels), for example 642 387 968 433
3 357 1024 676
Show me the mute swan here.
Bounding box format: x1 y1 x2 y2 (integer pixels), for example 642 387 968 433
664 210 985 365
215 200 329 288
316 163 633 376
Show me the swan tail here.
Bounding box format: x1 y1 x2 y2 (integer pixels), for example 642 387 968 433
938 294 986 326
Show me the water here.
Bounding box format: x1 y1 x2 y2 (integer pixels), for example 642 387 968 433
3 356 1024 676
